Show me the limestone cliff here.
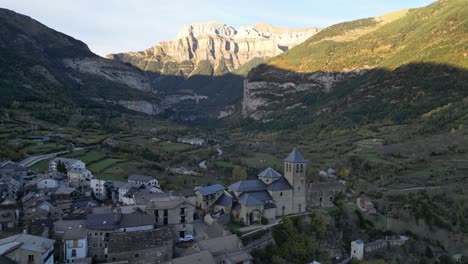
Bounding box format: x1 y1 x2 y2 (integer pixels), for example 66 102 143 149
107 22 321 77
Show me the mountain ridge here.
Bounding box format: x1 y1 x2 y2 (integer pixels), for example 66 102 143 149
242 0 467 123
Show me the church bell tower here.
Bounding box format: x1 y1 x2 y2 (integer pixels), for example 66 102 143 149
283 148 307 213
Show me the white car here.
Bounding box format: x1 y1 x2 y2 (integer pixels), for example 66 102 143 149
179 235 193 242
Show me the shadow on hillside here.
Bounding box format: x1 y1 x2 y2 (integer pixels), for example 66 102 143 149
229 62 468 130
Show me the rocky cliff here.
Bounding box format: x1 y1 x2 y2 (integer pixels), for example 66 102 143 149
107 22 321 77
243 0 468 124
0 8 158 114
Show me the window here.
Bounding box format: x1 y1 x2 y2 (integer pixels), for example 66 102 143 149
164 218 168 225
135 254 139 258
71 249 77 257
73 239 78 247
180 208 185 215
105 233 109 238
280 192 283 196
296 164 299 173
179 231 185 238
28 255 34 263
164 209 168 216
181 216 186 223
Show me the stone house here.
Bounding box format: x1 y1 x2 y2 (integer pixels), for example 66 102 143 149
0 233 55 264
90 178 107 200
145 193 195 239
357 197 377 214
308 181 345 208
67 167 93 181
0 199 19 230
0 161 28 180
53 219 87 263
107 228 174 264
128 174 160 189
86 212 155 261
195 184 225 212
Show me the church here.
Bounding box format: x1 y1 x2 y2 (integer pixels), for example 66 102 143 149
228 148 307 225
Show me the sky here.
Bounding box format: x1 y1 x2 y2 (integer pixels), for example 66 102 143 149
1 0 435 56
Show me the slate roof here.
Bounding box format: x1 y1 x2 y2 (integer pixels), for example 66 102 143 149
258 167 282 178
172 188 196 197
146 195 194 210
267 177 293 191
63 228 87 240
197 234 242 255
108 228 173 253
128 174 155 183
170 250 216 264
197 184 225 196
228 180 267 192
309 181 345 191
119 213 154 228
55 187 77 195
0 233 54 254
284 148 305 163
86 213 120 230
213 192 232 207
238 191 272 206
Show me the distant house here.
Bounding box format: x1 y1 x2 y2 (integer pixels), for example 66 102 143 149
86 212 155 261
0 199 19 231
357 197 377 214
117 183 140 203
308 181 345 208
36 176 60 190
145 193 195 240
51 158 85 172
195 184 225 212
107 228 173 264
0 161 28 180
177 137 205 146
127 174 160 189
63 227 88 263
68 167 93 181
0 233 55 264
90 179 107 200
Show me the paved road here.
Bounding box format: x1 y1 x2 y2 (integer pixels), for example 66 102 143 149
385 186 444 192
18 146 93 167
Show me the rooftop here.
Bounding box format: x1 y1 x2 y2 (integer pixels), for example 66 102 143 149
170 250 216 264
197 184 225 196
228 180 267 193
284 148 305 163
0 233 55 254
258 167 282 178
128 174 155 183
108 228 173 253
267 176 292 191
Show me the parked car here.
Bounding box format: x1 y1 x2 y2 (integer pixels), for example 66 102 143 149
179 235 193 242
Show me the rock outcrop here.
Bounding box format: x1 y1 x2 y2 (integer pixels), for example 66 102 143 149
107 22 321 77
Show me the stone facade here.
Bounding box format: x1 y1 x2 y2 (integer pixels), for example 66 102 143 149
308 182 345 208
145 194 195 239
107 228 173 264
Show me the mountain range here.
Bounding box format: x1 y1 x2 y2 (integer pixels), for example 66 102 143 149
0 0 466 128
242 0 467 131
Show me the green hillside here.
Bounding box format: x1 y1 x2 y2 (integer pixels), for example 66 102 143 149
251 0 467 78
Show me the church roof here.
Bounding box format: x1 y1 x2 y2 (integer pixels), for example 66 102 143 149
228 180 267 192
238 191 272 207
267 177 293 191
284 148 305 163
258 167 282 178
